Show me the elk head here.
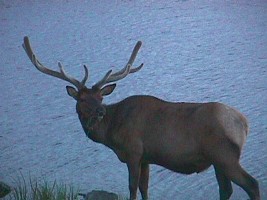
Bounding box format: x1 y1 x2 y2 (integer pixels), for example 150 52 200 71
22 36 143 129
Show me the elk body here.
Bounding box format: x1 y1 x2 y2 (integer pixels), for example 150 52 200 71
23 37 260 200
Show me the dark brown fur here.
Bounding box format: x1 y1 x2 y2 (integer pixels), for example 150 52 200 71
68 89 260 200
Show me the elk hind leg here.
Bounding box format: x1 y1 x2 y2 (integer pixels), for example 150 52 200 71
214 166 233 200
223 163 260 200
213 146 260 200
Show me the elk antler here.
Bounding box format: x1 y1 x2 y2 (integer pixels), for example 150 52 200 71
94 41 143 89
22 36 88 90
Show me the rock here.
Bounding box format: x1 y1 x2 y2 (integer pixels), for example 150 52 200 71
79 190 119 200
0 181 12 198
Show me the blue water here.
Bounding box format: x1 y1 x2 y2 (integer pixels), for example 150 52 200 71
1 1 266 199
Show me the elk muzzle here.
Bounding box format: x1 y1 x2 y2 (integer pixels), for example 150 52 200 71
80 106 106 130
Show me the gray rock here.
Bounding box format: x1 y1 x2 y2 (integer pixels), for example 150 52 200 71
79 190 119 200
0 181 11 198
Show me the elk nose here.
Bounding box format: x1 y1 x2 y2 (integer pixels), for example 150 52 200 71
96 107 106 117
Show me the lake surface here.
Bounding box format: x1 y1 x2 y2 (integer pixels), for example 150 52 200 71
0 0 266 199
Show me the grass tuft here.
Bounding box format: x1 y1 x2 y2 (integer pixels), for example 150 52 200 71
5 173 80 200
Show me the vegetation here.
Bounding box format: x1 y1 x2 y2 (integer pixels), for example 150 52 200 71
4 174 80 200
3 173 128 200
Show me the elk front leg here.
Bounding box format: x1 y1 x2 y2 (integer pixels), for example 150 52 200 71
139 163 149 200
127 158 141 200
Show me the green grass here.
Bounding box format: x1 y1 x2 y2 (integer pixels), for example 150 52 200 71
3 173 129 200
5 174 80 200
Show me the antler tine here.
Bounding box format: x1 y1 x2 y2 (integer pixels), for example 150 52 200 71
94 41 143 89
93 69 113 89
81 65 89 86
127 41 142 66
129 63 144 73
108 41 143 79
23 36 88 89
58 62 87 89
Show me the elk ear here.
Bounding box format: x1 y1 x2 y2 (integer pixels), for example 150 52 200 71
100 84 116 96
66 86 78 100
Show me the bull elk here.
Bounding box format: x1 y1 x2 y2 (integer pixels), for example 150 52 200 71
22 36 260 200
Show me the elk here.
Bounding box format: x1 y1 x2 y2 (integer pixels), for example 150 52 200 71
23 36 260 200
